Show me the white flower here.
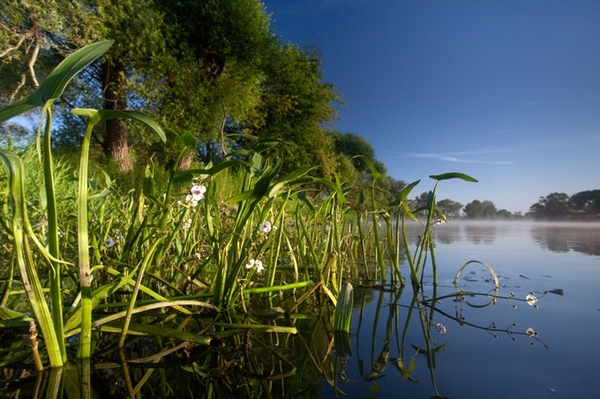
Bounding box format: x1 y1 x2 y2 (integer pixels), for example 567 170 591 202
435 323 447 335
526 327 538 337
246 259 264 274
526 292 538 306
190 184 206 201
182 219 192 229
260 221 272 233
255 260 264 274
434 215 447 225
105 237 115 248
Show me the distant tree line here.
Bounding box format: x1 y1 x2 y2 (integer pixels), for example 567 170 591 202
527 190 600 220
413 189 600 221
411 193 521 220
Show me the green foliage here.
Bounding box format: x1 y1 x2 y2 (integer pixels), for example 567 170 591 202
463 199 498 219
0 38 492 399
529 190 600 219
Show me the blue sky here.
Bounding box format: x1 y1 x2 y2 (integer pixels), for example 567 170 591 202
262 0 600 213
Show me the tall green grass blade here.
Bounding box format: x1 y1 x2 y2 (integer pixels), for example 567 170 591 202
73 107 166 359
0 150 63 367
41 105 66 362
118 239 162 349
333 282 354 333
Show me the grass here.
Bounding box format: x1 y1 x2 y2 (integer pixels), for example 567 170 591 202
0 41 500 398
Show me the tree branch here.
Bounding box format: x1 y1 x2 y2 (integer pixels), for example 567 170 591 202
8 73 27 103
27 40 41 87
0 33 27 59
219 102 227 155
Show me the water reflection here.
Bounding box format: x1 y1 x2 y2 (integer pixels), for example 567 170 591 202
427 221 600 256
530 222 600 255
328 275 549 399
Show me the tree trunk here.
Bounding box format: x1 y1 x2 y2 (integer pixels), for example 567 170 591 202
177 149 195 170
101 58 133 172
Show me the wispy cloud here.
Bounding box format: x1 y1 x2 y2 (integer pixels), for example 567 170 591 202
407 149 516 165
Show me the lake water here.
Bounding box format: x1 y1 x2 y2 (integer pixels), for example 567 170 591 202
323 221 600 398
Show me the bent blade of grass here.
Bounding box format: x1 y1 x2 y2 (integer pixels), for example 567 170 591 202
92 300 217 329
241 280 314 294
104 321 212 345
453 260 500 289
212 323 298 334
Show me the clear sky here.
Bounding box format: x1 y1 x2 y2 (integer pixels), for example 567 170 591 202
261 0 600 214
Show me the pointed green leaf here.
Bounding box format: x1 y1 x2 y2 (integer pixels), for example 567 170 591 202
268 165 317 198
399 180 421 202
0 41 113 123
429 172 478 182
0 98 37 123
352 155 383 180
30 41 114 106
72 109 166 143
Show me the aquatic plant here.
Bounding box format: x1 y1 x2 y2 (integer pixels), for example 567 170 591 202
0 40 511 398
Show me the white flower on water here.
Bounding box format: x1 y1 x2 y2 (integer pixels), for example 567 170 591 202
433 214 447 225
435 323 447 335
105 237 115 248
526 327 538 337
526 292 538 306
246 258 264 274
260 221 272 233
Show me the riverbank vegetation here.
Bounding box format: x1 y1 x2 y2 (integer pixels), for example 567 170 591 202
0 3 557 396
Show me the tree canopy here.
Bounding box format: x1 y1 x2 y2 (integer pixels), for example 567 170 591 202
528 190 600 220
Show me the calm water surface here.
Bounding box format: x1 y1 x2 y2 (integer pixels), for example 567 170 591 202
323 221 600 399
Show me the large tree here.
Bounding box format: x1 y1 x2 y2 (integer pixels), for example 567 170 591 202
246 43 342 177
568 190 600 216
464 199 498 219
0 0 350 180
528 192 570 219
